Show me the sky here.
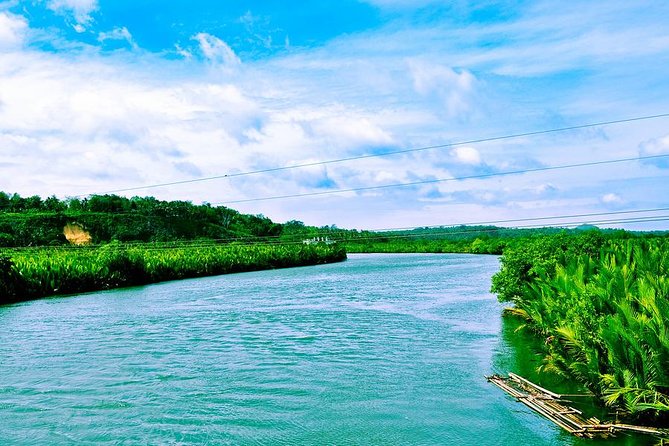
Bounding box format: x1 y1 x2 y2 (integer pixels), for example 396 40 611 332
1 0 668 230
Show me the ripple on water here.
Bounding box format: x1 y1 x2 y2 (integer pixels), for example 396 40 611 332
1 254 647 445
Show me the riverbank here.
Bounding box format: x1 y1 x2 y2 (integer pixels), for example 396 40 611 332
0 243 347 304
345 239 504 254
492 232 669 426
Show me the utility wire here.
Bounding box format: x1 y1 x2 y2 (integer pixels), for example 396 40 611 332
2 209 668 252
216 154 669 204
1 206 666 249
2 215 667 253
352 206 669 234
89 113 669 196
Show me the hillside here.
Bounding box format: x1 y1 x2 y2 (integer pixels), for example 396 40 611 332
0 192 281 246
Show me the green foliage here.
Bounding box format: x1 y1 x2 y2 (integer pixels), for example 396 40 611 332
0 256 24 301
343 226 612 256
493 234 669 423
344 238 504 254
491 230 607 302
0 243 347 304
0 193 284 246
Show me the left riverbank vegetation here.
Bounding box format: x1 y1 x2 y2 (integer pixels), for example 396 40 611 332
492 231 669 426
0 192 352 304
0 243 347 304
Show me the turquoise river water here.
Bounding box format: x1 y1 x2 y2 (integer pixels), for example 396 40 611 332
0 254 655 445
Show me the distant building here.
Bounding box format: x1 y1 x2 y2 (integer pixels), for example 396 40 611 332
302 236 335 245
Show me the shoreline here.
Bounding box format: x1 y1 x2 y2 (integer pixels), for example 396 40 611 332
0 244 347 305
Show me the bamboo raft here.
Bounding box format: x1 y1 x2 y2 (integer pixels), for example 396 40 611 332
487 373 669 440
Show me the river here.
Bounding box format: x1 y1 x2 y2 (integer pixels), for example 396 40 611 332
0 254 654 445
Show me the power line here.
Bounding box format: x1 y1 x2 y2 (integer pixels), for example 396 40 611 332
338 215 669 243
2 215 667 253
359 206 669 233
2 207 667 252
89 112 669 196
2 206 666 248
215 154 669 204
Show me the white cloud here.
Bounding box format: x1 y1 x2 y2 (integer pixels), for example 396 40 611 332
450 146 481 165
0 11 26 49
98 27 137 50
1 2 668 230
408 60 476 117
0 50 258 196
639 134 669 168
47 0 98 29
174 44 192 59
532 183 557 195
640 135 669 154
193 33 241 68
307 114 394 149
601 193 622 204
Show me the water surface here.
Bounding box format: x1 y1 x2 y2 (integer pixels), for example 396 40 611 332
0 254 653 445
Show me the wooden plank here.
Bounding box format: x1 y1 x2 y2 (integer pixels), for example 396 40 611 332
611 424 669 437
487 373 668 440
508 372 561 399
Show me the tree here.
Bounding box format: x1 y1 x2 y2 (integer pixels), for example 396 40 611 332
9 193 26 212
44 196 66 212
0 192 9 212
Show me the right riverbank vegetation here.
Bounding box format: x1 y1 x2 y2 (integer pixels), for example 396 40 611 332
492 232 669 427
1 192 668 429
0 192 353 303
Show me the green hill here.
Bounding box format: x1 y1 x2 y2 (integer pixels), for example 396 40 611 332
0 192 281 247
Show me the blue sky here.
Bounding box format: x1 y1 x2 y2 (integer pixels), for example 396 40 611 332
1 0 668 229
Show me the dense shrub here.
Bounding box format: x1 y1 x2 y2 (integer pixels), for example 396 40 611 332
493 234 669 423
0 243 346 304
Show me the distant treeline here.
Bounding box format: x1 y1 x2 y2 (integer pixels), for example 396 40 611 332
0 192 282 246
0 191 619 251
342 225 646 255
492 231 669 424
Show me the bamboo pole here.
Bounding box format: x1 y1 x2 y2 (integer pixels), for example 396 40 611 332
487 374 663 439
508 372 561 399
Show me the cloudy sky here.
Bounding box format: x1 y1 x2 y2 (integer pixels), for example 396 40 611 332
1 0 668 230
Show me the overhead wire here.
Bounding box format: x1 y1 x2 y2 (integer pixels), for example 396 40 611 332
2 209 668 252
0 215 666 253
8 113 667 246
215 154 669 204
86 112 669 196
0 206 666 250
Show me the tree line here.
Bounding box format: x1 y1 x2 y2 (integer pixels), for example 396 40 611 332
0 192 281 246
1 191 593 250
